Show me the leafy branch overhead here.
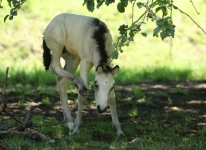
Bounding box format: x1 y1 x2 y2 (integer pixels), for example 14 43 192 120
1 0 27 22
83 0 205 59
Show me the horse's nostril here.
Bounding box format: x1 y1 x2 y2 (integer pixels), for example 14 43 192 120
97 105 106 114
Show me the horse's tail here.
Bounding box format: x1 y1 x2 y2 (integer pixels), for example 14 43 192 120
42 39 51 70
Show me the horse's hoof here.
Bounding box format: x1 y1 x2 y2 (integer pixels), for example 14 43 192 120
72 129 79 135
66 122 74 131
117 130 125 137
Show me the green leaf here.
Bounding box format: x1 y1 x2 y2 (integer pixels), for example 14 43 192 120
155 6 162 13
97 1 104 8
105 0 114 6
8 1 12 7
11 10 17 16
128 37 134 41
120 35 127 43
162 16 171 24
153 27 161 36
4 15 9 22
156 19 162 26
161 6 168 16
165 27 175 38
111 50 118 59
118 24 128 34
129 30 135 37
117 2 125 13
171 30 175 38
160 30 168 40
9 15 13 20
173 5 178 10
141 32 147 37
122 0 128 7
83 0 88 6
136 2 144 8
86 1 95 12
149 2 157 8
10 8 15 13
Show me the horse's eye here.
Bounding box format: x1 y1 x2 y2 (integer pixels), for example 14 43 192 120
94 84 98 88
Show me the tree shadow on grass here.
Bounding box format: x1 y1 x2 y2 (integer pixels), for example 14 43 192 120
1 67 206 148
116 81 206 137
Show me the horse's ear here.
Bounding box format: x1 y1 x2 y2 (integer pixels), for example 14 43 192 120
96 65 103 74
112 65 119 76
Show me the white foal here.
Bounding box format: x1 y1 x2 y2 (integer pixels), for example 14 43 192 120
43 13 123 136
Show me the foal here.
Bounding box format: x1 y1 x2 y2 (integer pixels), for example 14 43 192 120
43 13 123 136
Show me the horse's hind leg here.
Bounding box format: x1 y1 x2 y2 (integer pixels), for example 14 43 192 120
49 44 87 95
57 52 80 130
57 77 74 130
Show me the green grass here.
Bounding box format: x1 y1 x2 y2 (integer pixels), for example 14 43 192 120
169 87 188 96
42 97 51 106
0 64 206 87
1 113 206 149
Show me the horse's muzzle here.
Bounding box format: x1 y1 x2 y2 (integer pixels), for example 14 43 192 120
97 105 106 114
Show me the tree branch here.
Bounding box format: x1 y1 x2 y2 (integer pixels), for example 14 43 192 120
131 0 136 24
0 67 9 115
8 107 33 132
190 0 200 15
0 67 22 124
0 130 49 141
133 0 152 25
176 7 206 35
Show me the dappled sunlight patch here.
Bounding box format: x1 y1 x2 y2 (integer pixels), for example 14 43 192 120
199 114 206 118
24 101 42 107
164 106 197 113
136 96 154 106
187 100 206 104
197 122 206 126
165 106 182 111
52 101 62 110
148 84 169 90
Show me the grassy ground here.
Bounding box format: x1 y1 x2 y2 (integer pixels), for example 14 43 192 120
0 0 206 150
0 0 206 84
1 116 205 150
1 82 206 149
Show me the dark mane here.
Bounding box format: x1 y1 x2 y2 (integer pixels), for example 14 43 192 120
92 18 109 65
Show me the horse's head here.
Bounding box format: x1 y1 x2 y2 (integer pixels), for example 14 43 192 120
94 64 119 113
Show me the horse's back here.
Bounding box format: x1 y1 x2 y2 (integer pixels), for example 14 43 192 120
44 13 94 40
44 13 95 54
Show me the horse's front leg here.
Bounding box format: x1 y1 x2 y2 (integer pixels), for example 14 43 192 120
108 90 124 136
72 61 92 134
57 77 74 130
